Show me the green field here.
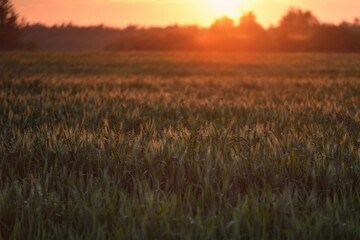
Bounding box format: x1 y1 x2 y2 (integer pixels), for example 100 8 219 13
1 52 360 239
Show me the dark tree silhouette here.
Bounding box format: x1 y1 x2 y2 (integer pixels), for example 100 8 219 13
238 12 264 33
278 8 319 39
238 12 267 38
275 8 320 51
0 0 21 50
235 12 270 51
16 7 360 52
211 17 234 31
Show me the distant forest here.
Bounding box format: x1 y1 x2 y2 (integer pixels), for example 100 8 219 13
16 8 360 52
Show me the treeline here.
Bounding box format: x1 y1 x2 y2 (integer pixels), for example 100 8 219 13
3 0 360 52
21 24 126 51
22 9 360 52
105 9 360 52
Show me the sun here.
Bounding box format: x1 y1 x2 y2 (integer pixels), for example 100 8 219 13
209 0 242 18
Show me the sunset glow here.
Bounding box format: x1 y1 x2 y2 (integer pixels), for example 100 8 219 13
209 0 243 18
12 0 360 27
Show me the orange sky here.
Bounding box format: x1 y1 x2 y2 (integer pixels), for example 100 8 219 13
13 0 360 27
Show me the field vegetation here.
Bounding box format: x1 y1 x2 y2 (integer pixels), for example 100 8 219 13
0 52 360 239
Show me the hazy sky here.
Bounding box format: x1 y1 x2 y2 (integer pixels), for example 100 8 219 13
13 0 360 27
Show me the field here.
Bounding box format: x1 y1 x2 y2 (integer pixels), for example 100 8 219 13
0 52 360 239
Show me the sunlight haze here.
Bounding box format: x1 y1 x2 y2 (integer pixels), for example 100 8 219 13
13 0 360 27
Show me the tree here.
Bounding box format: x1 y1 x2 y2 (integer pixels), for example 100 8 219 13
0 0 21 50
211 16 234 32
278 8 319 39
237 12 270 51
238 12 265 35
274 8 319 51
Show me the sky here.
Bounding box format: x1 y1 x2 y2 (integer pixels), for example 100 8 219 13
13 0 360 28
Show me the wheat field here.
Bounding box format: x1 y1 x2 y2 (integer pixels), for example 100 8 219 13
0 52 360 239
